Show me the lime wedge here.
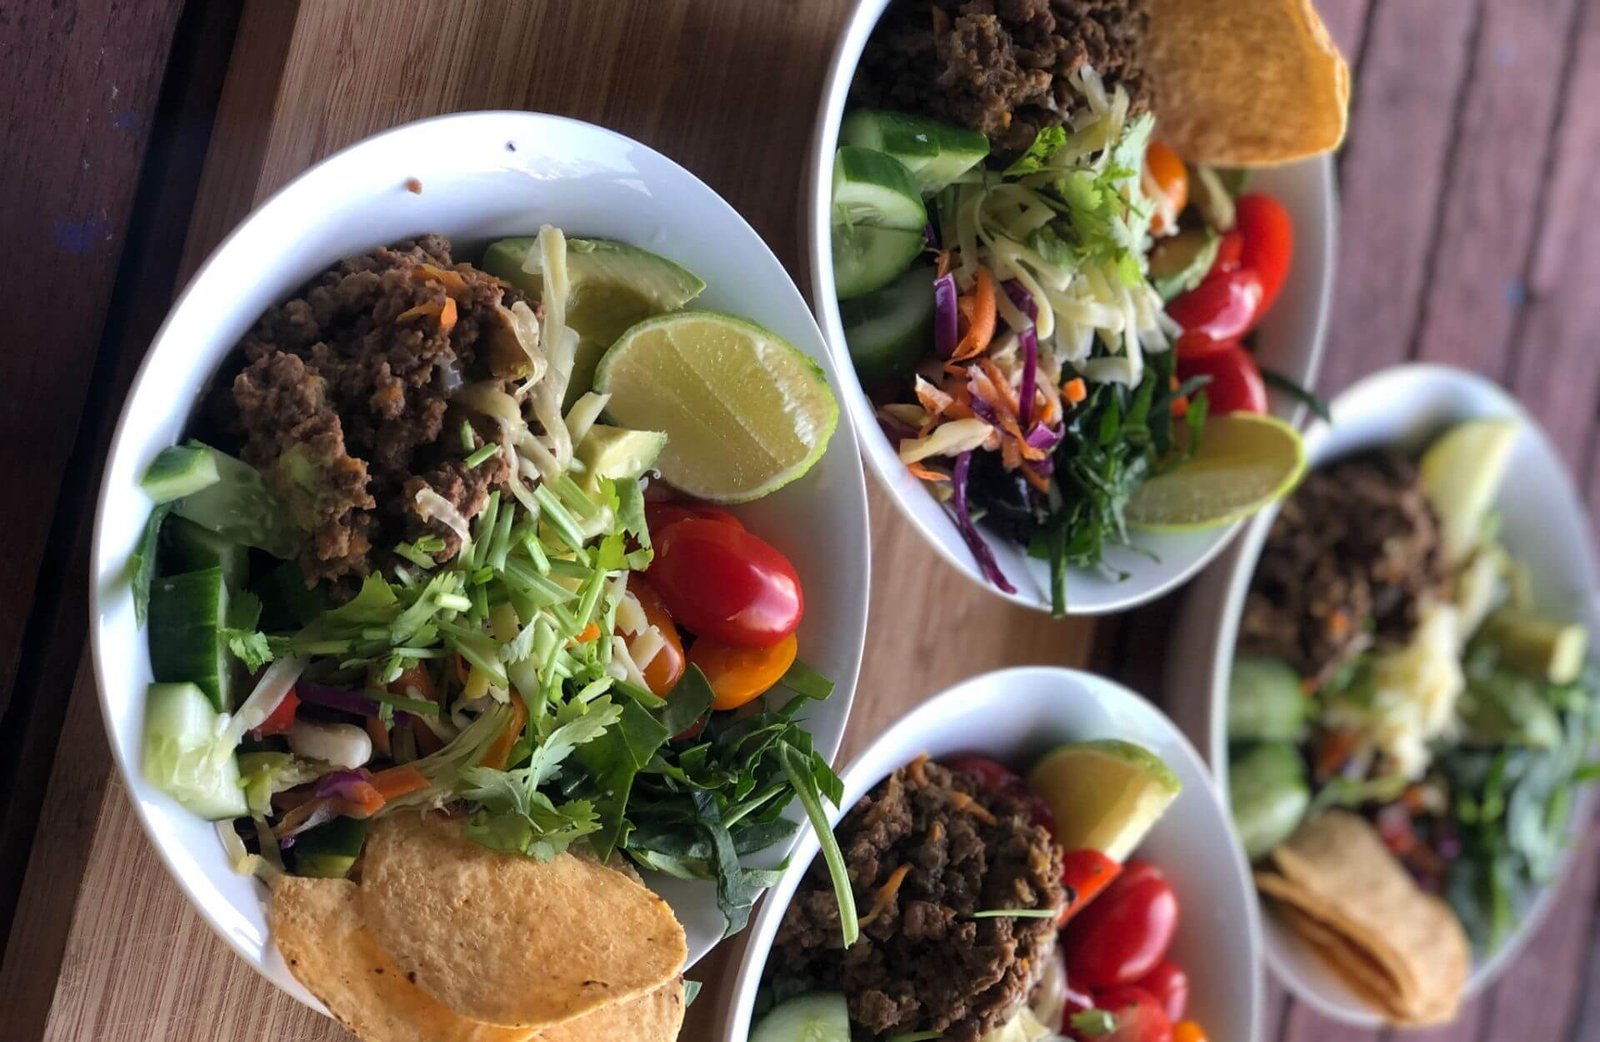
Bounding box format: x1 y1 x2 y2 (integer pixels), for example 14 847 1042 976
1125 412 1306 532
594 312 840 503
1027 740 1182 861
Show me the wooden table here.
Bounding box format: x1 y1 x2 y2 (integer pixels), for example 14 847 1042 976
2 1 1598 1040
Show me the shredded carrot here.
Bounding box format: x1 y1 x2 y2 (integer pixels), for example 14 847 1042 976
336 781 387 819
1037 388 1060 426
907 754 930 788
479 696 529 770
577 621 602 643
935 249 952 278
1021 463 1051 493
907 461 950 483
364 714 391 760
393 663 439 703
396 299 443 324
1171 394 1189 419
950 268 997 361
1062 378 1088 405
1326 608 1352 641
949 790 999 825
858 864 914 927
978 358 1020 415
438 295 458 333
410 263 469 296
369 765 429 802
1314 729 1360 780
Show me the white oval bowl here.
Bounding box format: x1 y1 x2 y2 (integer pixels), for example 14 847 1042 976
805 0 1337 615
89 111 871 1010
718 667 1263 1042
1167 363 1600 1025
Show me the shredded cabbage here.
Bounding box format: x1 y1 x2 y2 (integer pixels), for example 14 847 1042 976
898 418 997 463
414 487 473 548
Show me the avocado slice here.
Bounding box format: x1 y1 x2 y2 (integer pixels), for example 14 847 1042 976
576 423 668 490
480 237 706 404
292 815 369 879
1028 739 1182 861
1150 228 1220 301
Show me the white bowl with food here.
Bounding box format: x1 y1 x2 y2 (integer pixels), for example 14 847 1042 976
805 0 1347 615
720 667 1262 1042
90 111 871 1025
1168 364 1600 1026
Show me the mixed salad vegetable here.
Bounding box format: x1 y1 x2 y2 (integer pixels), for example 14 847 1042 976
832 91 1303 612
135 226 849 937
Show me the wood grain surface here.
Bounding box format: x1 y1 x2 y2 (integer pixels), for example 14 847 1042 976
5 0 1600 1041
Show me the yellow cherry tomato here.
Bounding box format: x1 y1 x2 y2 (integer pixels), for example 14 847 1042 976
1145 142 1189 235
690 633 798 711
1172 1020 1209 1042
628 579 686 696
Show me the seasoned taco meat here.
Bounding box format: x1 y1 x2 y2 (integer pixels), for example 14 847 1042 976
851 0 1152 153
229 236 527 584
772 758 1064 1042
1241 452 1450 686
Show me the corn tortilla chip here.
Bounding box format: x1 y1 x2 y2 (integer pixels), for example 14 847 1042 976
1146 0 1349 165
359 812 686 1029
269 876 534 1042
1269 900 1413 1021
532 978 687 1042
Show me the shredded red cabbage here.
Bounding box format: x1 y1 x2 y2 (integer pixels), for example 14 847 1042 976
314 768 373 801
968 389 1001 427
1018 324 1039 428
934 273 959 358
1003 279 1039 322
298 682 379 717
1025 422 1065 453
951 452 1016 593
923 222 940 250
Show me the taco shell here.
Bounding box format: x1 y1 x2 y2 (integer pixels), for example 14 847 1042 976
532 978 687 1042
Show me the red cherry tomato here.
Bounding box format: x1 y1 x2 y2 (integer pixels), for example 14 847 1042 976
1177 344 1267 415
1166 268 1263 342
1212 230 1243 274
1062 867 1180 988
1235 194 1294 322
251 687 300 737
1134 960 1190 1023
627 579 686 696
1059 849 1122 925
644 501 745 538
943 754 1056 833
647 519 802 648
1093 985 1174 1042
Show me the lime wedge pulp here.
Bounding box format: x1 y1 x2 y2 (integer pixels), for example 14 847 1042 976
594 312 840 503
1027 739 1183 862
1125 412 1306 532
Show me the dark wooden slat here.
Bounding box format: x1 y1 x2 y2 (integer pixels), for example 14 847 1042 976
1317 0 1481 394
1279 1001 1382 1042
0 0 185 715
1414 0 1582 375
1388 994 1486 1042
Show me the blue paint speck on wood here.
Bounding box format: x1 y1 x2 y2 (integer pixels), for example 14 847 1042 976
113 108 138 131
52 218 113 254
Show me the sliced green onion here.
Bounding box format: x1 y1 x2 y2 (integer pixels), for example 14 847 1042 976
779 742 858 947
364 688 441 716
395 542 435 568
969 908 1059 919
459 419 474 451
533 484 588 554
465 442 500 468
435 593 473 613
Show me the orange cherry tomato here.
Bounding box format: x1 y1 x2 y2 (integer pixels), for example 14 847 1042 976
1145 142 1189 235
690 633 798 711
628 579 686 696
1172 1020 1209 1042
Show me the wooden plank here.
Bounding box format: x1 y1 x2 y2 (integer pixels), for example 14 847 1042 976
1315 0 1374 65
1316 0 1480 393
1414 0 1582 375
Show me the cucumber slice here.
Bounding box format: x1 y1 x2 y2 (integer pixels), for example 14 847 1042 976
148 567 233 711
1228 742 1310 862
172 444 299 559
141 445 220 503
162 515 248 592
1227 657 1307 742
832 147 927 231
749 992 850 1042
832 225 925 301
840 109 990 193
293 815 369 878
839 263 935 386
142 682 247 820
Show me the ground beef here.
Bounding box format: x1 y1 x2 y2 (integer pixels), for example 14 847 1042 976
851 0 1151 153
1241 452 1450 686
227 236 528 584
772 758 1064 1042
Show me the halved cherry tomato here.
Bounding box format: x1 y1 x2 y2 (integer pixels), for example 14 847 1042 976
1176 343 1267 415
1134 960 1189 1022
1212 230 1243 274
648 519 802 648
1059 848 1121 925
943 754 1055 833
251 687 300 737
1166 268 1262 342
1173 330 1234 360
1235 194 1294 322
1093 985 1173 1042
1062 863 1180 988
645 500 745 538
689 633 798 711
1144 143 1188 236
627 578 687 696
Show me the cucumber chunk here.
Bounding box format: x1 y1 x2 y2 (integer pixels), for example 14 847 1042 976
292 815 369 878
1229 742 1310 862
142 682 247 820
162 515 248 592
141 445 220 503
1227 657 1307 742
149 567 233 711
840 109 990 193
832 225 925 301
749 991 850 1042
839 263 935 386
172 444 299 559
832 147 927 231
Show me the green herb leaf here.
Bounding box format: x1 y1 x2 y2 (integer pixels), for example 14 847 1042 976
779 741 857 946
1004 125 1068 176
